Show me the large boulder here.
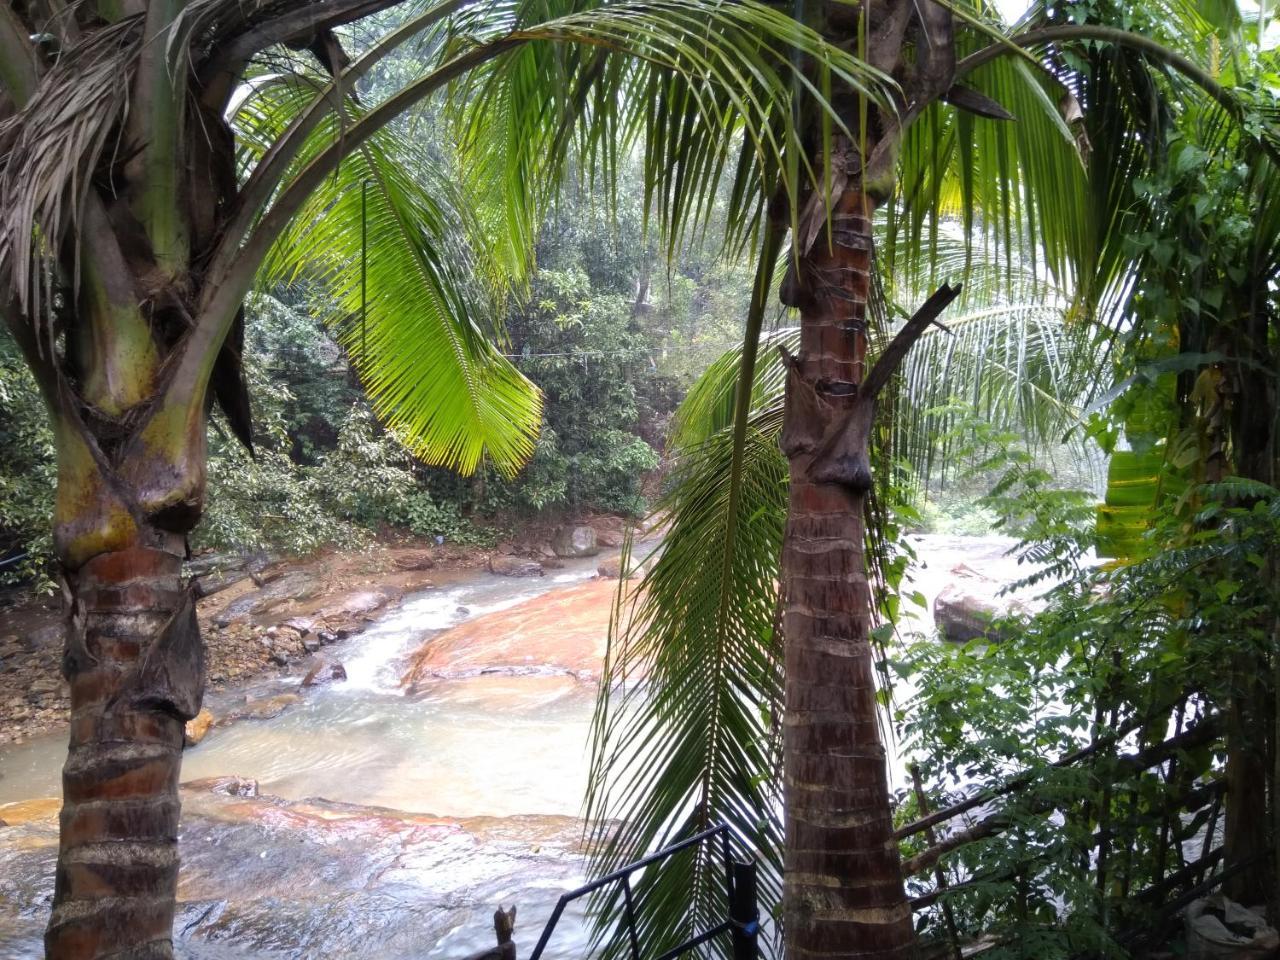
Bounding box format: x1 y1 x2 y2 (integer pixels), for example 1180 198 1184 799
488 556 544 578
391 550 435 571
597 555 644 580
225 693 301 723
932 565 1024 643
552 525 599 558
590 516 630 549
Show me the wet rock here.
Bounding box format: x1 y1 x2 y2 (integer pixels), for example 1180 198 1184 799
184 775 259 797
552 525 598 558
392 550 436 571
488 556 544 578
596 555 644 580
185 708 215 747
402 579 637 685
933 565 1025 643
302 660 348 688
302 636 322 653
214 572 323 626
226 693 301 723
28 624 61 649
28 675 61 697
321 586 402 620
590 516 629 549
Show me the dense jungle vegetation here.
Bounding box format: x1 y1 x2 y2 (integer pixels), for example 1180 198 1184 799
1 0 1278 959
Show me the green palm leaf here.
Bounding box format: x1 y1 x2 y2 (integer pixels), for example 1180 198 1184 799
245 79 541 476
586 409 788 959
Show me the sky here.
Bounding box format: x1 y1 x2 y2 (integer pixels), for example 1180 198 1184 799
994 0 1030 22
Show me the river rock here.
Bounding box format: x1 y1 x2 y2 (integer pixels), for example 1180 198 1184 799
185 775 259 797
185 707 215 747
596 555 642 580
330 587 399 618
402 579 638 685
552 524 599 558
302 660 348 688
590 516 629 549
488 556 544 577
932 565 1024 643
215 572 323 626
28 623 61 649
227 693 301 723
392 550 436 571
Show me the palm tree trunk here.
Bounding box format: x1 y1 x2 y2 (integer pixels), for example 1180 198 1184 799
779 187 915 959
45 542 203 960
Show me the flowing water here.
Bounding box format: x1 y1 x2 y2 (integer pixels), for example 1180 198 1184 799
0 534 1044 960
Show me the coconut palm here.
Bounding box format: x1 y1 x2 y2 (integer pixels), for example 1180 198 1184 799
587 1 1277 957
0 2 889 956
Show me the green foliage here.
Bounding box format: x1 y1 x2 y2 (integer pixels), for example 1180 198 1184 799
896 472 1280 957
0 332 54 589
586 409 788 960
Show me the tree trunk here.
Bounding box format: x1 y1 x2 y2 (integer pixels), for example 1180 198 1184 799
1222 306 1278 907
46 542 204 960
779 188 916 959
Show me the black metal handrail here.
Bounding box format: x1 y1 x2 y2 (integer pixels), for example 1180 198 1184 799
527 823 759 960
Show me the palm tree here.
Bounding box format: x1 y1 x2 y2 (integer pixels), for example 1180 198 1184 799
589 1 1275 956
0 2 882 956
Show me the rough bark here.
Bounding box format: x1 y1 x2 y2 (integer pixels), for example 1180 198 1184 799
1222 306 1278 906
46 544 204 960
779 189 916 959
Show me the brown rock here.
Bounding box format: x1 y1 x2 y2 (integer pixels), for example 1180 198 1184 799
227 693 301 723
392 551 436 572
184 775 259 798
401 579 640 686
596 555 644 580
302 660 348 688
185 708 215 747
488 556 544 578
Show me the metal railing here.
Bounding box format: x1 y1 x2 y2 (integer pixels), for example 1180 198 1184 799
527 824 759 960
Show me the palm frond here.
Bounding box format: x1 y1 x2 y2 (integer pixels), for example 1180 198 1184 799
0 18 142 334
252 84 541 476
449 0 897 275
586 409 787 960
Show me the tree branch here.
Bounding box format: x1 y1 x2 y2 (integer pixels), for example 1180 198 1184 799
222 0 470 249
861 283 962 400
957 25 1235 121
199 0 408 91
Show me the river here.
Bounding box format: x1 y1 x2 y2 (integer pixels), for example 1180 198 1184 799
0 534 1040 960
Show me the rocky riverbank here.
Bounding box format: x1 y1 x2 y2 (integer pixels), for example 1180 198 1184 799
0 515 644 747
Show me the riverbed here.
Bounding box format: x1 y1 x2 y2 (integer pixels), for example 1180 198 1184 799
0 533 1042 960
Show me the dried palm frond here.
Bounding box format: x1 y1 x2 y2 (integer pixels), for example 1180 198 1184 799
0 17 142 348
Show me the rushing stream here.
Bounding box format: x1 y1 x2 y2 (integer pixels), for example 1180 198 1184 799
0 534 1043 960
